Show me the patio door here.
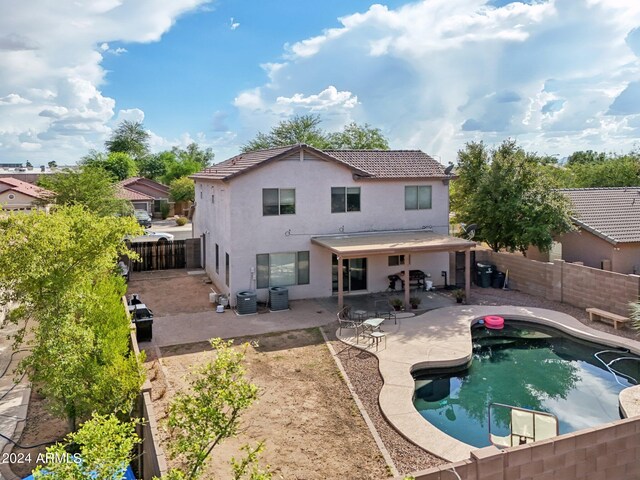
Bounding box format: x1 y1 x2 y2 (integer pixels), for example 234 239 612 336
332 255 367 292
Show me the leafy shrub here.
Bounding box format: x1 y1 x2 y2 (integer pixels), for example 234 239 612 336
176 216 188 226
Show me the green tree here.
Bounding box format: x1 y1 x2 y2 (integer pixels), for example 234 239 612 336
0 207 144 428
105 120 150 159
164 338 264 480
566 150 608 165
104 152 138 181
22 275 145 429
172 143 214 168
452 140 573 254
38 166 132 216
48 160 57 169
81 150 138 181
160 151 202 185
137 154 168 181
33 413 140 480
242 115 390 153
170 177 195 203
242 114 330 152
327 122 389 150
569 155 640 188
26 160 33 168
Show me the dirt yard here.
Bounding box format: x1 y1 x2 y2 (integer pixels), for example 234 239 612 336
128 269 215 316
10 390 69 478
145 328 390 480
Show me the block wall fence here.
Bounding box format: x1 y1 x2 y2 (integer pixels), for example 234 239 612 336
124 297 169 480
400 415 640 480
475 250 640 317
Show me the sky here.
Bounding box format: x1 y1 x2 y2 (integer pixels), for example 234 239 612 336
1 0 640 166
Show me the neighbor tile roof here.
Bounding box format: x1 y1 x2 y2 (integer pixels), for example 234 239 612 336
0 177 53 199
119 177 169 193
191 144 447 181
561 188 640 244
115 185 155 201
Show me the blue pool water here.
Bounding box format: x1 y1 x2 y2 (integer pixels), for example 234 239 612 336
413 321 640 448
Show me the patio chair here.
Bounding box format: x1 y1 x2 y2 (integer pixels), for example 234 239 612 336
374 299 397 325
337 306 360 335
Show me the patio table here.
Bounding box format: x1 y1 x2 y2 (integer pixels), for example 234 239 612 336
355 317 384 344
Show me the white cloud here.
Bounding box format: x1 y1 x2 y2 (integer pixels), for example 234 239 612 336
233 0 640 160
116 108 145 123
230 17 240 30
0 0 211 164
275 86 358 113
0 94 31 105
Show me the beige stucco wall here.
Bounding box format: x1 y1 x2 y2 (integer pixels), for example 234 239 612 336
195 151 452 304
559 229 614 269
558 230 640 274
0 190 39 210
613 243 640 274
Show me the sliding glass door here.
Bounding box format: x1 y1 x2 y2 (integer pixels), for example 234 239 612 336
332 255 367 292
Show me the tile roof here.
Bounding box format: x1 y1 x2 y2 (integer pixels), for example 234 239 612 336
119 177 169 193
561 188 640 244
324 149 446 178
191 144 448 181
115 185 155 201
0 177 53 199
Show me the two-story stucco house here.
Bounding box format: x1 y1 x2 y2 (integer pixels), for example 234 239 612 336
191 144 475 309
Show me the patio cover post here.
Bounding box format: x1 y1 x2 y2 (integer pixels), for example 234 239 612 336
465 248 471 300
337 255 344 310
404 258 410 310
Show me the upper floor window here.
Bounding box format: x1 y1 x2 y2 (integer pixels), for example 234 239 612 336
263 188 295 216
331 187 361 213
405 186 432 210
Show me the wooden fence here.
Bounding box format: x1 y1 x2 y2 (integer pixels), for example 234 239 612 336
129 240 186 272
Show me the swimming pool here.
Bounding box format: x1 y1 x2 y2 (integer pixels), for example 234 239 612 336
413 320 640 448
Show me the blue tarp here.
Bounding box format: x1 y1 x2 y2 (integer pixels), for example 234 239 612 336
23 465 135 479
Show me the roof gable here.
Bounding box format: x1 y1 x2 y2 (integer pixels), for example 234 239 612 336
119 177 169 194
115 185 155 201
561 188 640 244
191 144 447 182
0 177 53 200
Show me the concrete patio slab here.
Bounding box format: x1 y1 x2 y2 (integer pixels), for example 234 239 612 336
337 305 640 463
149 299 334 347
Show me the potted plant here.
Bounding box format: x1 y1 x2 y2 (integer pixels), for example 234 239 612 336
409 297 422 309
390 298 404 311
454 289 465 304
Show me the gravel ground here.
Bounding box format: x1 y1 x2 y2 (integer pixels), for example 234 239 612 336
323 327 445 476
322 286 639 476
469 286 639 340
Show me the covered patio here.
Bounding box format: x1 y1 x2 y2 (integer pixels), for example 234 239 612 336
311 230 476 310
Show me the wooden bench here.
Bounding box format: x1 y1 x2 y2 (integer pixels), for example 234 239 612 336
586 307 630 330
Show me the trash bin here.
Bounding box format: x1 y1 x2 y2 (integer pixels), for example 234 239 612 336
476 263 493 288
269 287 289 311
236 291 257 315
129 303 153 342
492 271 505 289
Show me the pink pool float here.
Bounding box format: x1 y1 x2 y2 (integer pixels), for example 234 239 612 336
484 315 505 330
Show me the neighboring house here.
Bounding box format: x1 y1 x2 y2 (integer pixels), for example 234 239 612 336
191 144 475 308
553 188 640 274
0 177 53 212
117 177 171 217
115 184 155 212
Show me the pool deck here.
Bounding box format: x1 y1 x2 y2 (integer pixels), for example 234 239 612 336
337 305 640 462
